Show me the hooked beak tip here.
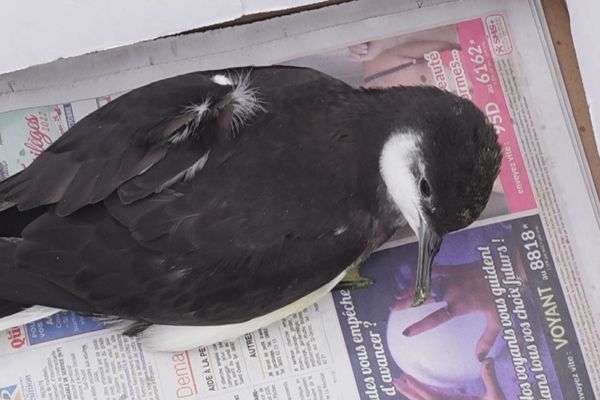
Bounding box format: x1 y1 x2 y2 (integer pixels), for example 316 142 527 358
412 223 442 306
411 287 429 307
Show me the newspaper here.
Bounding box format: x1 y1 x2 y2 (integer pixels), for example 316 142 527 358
0 0 599 399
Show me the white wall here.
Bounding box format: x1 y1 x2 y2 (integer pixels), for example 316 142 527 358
2 0 599 155
0 0 321 75
566 0 600 154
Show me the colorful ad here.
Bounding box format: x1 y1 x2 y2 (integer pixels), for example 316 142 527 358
288 17 536 222
332 214 593 399
0 96 114 179
0 105 71 177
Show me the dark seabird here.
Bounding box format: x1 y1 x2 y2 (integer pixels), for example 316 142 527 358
0 66 501 351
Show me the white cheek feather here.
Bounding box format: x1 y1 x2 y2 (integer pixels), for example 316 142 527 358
211 74 233 86
334 225 348 236
188 99 212 125
154 150 210 193
136 270 348 352
170 98 213 144
183 151 210 181
168 127 192 144
229 71 265 134
173 72 264 144
379 132 421 233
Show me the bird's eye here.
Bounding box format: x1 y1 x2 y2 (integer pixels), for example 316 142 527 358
419 178 432 198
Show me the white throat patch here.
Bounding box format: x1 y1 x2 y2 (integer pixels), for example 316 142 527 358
379 132 422 233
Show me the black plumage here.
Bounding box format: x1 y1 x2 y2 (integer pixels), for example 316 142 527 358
0 66 501 347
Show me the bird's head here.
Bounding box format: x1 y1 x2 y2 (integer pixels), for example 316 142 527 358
379 87 502 306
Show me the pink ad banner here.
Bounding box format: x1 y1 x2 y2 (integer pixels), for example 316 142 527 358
289 16 538 218
438 18 536 213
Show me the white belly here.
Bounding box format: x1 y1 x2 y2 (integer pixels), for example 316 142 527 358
137 269 348 352
0 271 350 353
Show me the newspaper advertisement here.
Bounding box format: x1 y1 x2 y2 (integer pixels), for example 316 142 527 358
0 2 598 399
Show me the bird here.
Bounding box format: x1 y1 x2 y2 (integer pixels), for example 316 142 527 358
0 66 501 351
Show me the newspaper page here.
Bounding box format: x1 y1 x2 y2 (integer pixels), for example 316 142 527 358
0 0 599 399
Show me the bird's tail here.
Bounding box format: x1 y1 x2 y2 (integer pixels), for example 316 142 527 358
0 236 18 271
0 205 47 238
0 300 27 319
0 236 47 306
0 237 62 331
0 238 26 316
0 238 32 326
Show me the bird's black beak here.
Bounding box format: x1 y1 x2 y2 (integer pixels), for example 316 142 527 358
412 222 442 306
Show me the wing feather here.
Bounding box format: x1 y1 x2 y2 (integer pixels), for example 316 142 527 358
117 143 209 204
0 69 239 214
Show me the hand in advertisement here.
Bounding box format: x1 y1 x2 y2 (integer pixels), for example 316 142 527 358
393 358 506 400
348 25 461 62
393 262 501 361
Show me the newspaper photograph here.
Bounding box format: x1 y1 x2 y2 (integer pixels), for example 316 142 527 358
0 1 598 399
334 215 590 399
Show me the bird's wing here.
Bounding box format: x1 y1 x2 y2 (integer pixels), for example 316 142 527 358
8 199 376 325
0 66 390 326
0 68 262 216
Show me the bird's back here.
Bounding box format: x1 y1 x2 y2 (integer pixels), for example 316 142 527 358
0 66 400 330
